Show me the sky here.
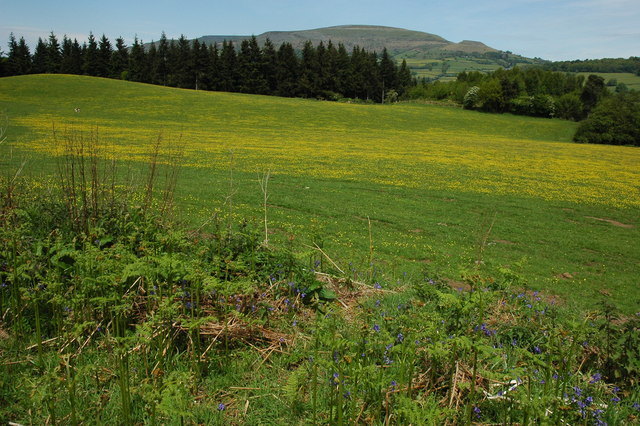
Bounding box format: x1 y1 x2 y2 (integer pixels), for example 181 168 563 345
1 0 639 61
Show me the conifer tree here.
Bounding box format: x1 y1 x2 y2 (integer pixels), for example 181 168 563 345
175 35 194 88
60 36 83 75
83 32 99 76
275 42 299 97
261 38 278 95
97 34 113 77
156 32 169 86
6 33 31 75
111 37 129 79
32 38 48 74
128 36 147 82
219 40 238 92
379 48 397 102
46 32 62 73
397 59 413 96
147 41 159 84
207 42 221 91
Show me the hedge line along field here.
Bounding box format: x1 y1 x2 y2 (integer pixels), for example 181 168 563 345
0 74 639 314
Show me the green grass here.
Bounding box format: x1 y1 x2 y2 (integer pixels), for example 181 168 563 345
1 74 639 314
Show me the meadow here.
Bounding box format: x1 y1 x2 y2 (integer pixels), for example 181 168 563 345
1 74 640 424
1 74 638 314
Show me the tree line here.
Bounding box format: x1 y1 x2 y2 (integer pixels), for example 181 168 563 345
543 57 640 75
406 67 639 145
1 31 413 103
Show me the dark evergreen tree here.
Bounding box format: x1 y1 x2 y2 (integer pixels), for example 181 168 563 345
193 39 211 90
334 43 351 97
128 36 147 82
165 39 178 86
299 41 320 98
155 32 169 86
111 37 129 79
207 43 221 91
32 38 48 74
238 36 267 94
83 32 99 76
379 48 397 102
275 42 299 97
46 32 61 73
397 59 413 96
261 38 278 94
97 34 113 78
174 35 194 88
219 40 239 92
6 33 32 75
147 41 159 84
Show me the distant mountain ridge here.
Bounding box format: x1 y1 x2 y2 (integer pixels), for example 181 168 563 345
197 25 498 56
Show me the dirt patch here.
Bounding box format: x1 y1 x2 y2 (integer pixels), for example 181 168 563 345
409 228 423 233
556 272 574 280
446 279 472 292
585 216 634 229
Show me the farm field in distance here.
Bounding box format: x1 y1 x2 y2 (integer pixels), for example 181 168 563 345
1 74 638 314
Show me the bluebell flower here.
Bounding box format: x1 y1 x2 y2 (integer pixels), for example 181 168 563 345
218 403 225 411
590 373 602 383
473 406 481 419
373 324 380 332
374 282 382 289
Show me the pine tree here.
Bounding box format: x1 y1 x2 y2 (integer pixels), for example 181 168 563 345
261 38 278 94
397 59 413 97
275 42 299 97
97 34 113 77
128 36 147 82
60 36 82 75
174 35 194 88
83 32 99 76
238 36 267 94
334 43 351 97
6 33 30 75
299 41 319 98
219 40 238 92
32 38 48 74
147 41 159 84
379 48 397 102
193 40 211 90
156 32 169 86
111 37 129 79
207 42 221 91
46 32 62 73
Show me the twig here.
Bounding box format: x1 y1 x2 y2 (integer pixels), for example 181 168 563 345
304 243 345 274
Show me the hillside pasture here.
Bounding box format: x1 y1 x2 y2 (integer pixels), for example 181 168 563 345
1 74 638 313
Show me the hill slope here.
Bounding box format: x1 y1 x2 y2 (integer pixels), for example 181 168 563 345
199 25 494 56
195 25 544 79
2 75 639 314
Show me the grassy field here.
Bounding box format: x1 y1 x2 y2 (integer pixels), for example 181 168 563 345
577 72 640 91
1 74 639 314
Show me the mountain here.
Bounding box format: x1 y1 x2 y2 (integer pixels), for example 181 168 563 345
150 25 544 81
198 25 497 57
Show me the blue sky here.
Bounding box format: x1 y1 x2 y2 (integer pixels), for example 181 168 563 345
2 0 638 61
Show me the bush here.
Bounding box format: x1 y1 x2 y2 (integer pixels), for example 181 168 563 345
574 92 640 146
